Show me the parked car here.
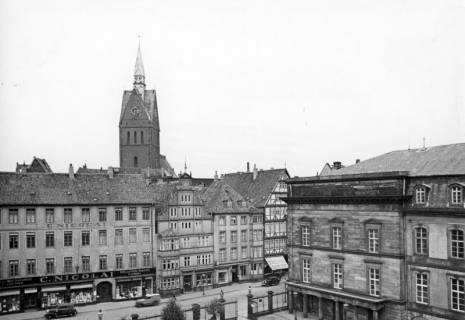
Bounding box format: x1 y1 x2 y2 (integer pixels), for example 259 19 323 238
262 276 280 287
135 293 161 307
44 303 77 319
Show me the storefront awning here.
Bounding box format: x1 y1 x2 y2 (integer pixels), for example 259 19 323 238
265 256 288 270
0 290 20 297
42 286 67 292
70 283 93 290
24 288 37 294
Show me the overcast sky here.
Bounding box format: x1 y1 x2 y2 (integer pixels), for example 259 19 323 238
0 0 464 178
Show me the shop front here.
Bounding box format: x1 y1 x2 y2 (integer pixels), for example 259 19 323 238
0 290 21 314
41 285 68 308
23 288 39 309
69 283 95 305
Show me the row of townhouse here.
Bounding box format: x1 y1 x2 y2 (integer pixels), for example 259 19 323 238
284 143 465 320
0 166 289 314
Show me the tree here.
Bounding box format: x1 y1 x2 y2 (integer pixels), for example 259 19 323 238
205 298 224 320
161 298 185 320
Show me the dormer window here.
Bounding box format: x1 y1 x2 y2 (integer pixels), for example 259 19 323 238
223 200 232 208
415 186 427 204
450 185 463 205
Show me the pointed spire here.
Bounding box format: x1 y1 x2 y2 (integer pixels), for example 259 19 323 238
134 36 145 77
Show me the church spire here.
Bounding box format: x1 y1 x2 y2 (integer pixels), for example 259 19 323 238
133 37 146 97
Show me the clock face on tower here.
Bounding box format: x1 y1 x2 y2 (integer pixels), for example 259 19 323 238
130 106 141 118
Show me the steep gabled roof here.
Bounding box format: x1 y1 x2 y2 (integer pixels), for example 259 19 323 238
323 143 465 177
202 180 251 213
120 89 158 125
223 169 289 207
27 157 53 173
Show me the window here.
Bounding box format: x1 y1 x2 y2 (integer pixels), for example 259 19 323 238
451 186 463 204
241 216 247 225
368 229 379 253
115 254 123 269
231 216 237 225
81 208 90 222
81 231 90 246
129 207 137 221
9 233 18 249
143 228 150 242
64 231 73 247
141 131 144 144
9 260 19 277
220 231 226 244
115 207 123 221
26 232 36 248
46 258 55 274
46 208 55 223
26 208 36 224
231 248 237 260
241 230 247 242
143 252 150 267
415 186 427 204
333 263 343 289
129 228 137 243
82 256 90 272
219 216 226 226
450 229 465 259
134 156 138 167
9 209 18 224
127 131 130 144
64 257 73 273
46 232 55 247
129 253 137 268
451 277 465 312
252 215 263 224
414 227 428 255
99 230 107 246
218 272 226 283
99 255 107 270
368 268 380 296
115 229 123 245
183 256 191 267
219 249 226 262
302 225 310 246
134 131 137 144
26 259 36 275
415 272 429 304
231 231 237 243
332 227 342 249
64 208 73 223
241 246 247 259
98 208 107 222
302 257 311 283
142 208 150 220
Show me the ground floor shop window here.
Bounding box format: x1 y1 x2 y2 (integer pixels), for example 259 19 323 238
116 280 143 299
218 272 227 283
196 273 212 287
160 277 180 290
70 288 95 305
0 294 20 313
42 291 66 307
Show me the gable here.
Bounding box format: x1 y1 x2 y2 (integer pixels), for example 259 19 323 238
120 90 151 123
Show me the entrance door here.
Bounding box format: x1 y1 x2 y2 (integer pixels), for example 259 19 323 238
183 275 192 292
96 282 112 302
231 266 239 282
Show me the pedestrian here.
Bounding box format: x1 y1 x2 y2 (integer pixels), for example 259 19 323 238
98 309 103 320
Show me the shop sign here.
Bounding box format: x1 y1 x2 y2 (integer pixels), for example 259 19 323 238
0 268 156 288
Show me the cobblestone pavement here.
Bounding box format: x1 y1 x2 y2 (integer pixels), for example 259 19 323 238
1 281 286 320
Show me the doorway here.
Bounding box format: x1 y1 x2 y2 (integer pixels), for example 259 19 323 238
96 282 112 302
183 275 192 292
231 266 239 282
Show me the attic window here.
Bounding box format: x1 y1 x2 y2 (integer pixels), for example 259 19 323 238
93 198 98 201
237 200 246 207
223 200 232 208
29 191 36 196
66 191 72 195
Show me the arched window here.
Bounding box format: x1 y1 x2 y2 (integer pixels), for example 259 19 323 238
141 131 144 144
414 227 428 255
127 131 130 145
134 156 138 168
133 131 137 144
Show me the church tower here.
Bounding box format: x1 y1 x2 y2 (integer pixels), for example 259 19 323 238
119 43 160 170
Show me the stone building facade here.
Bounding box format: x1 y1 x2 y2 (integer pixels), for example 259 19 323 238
285 143 465 320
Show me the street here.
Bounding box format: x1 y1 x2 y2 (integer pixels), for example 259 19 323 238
2 281 286 320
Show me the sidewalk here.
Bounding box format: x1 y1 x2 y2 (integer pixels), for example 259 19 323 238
260 310 318 320
2 281 266 320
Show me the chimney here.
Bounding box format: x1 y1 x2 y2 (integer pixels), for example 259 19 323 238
107 167 114 179
253 164 258 181
68 164 74 179
214 171 219 181
333 161 342 170
247 162 250 173
355 159 360 164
